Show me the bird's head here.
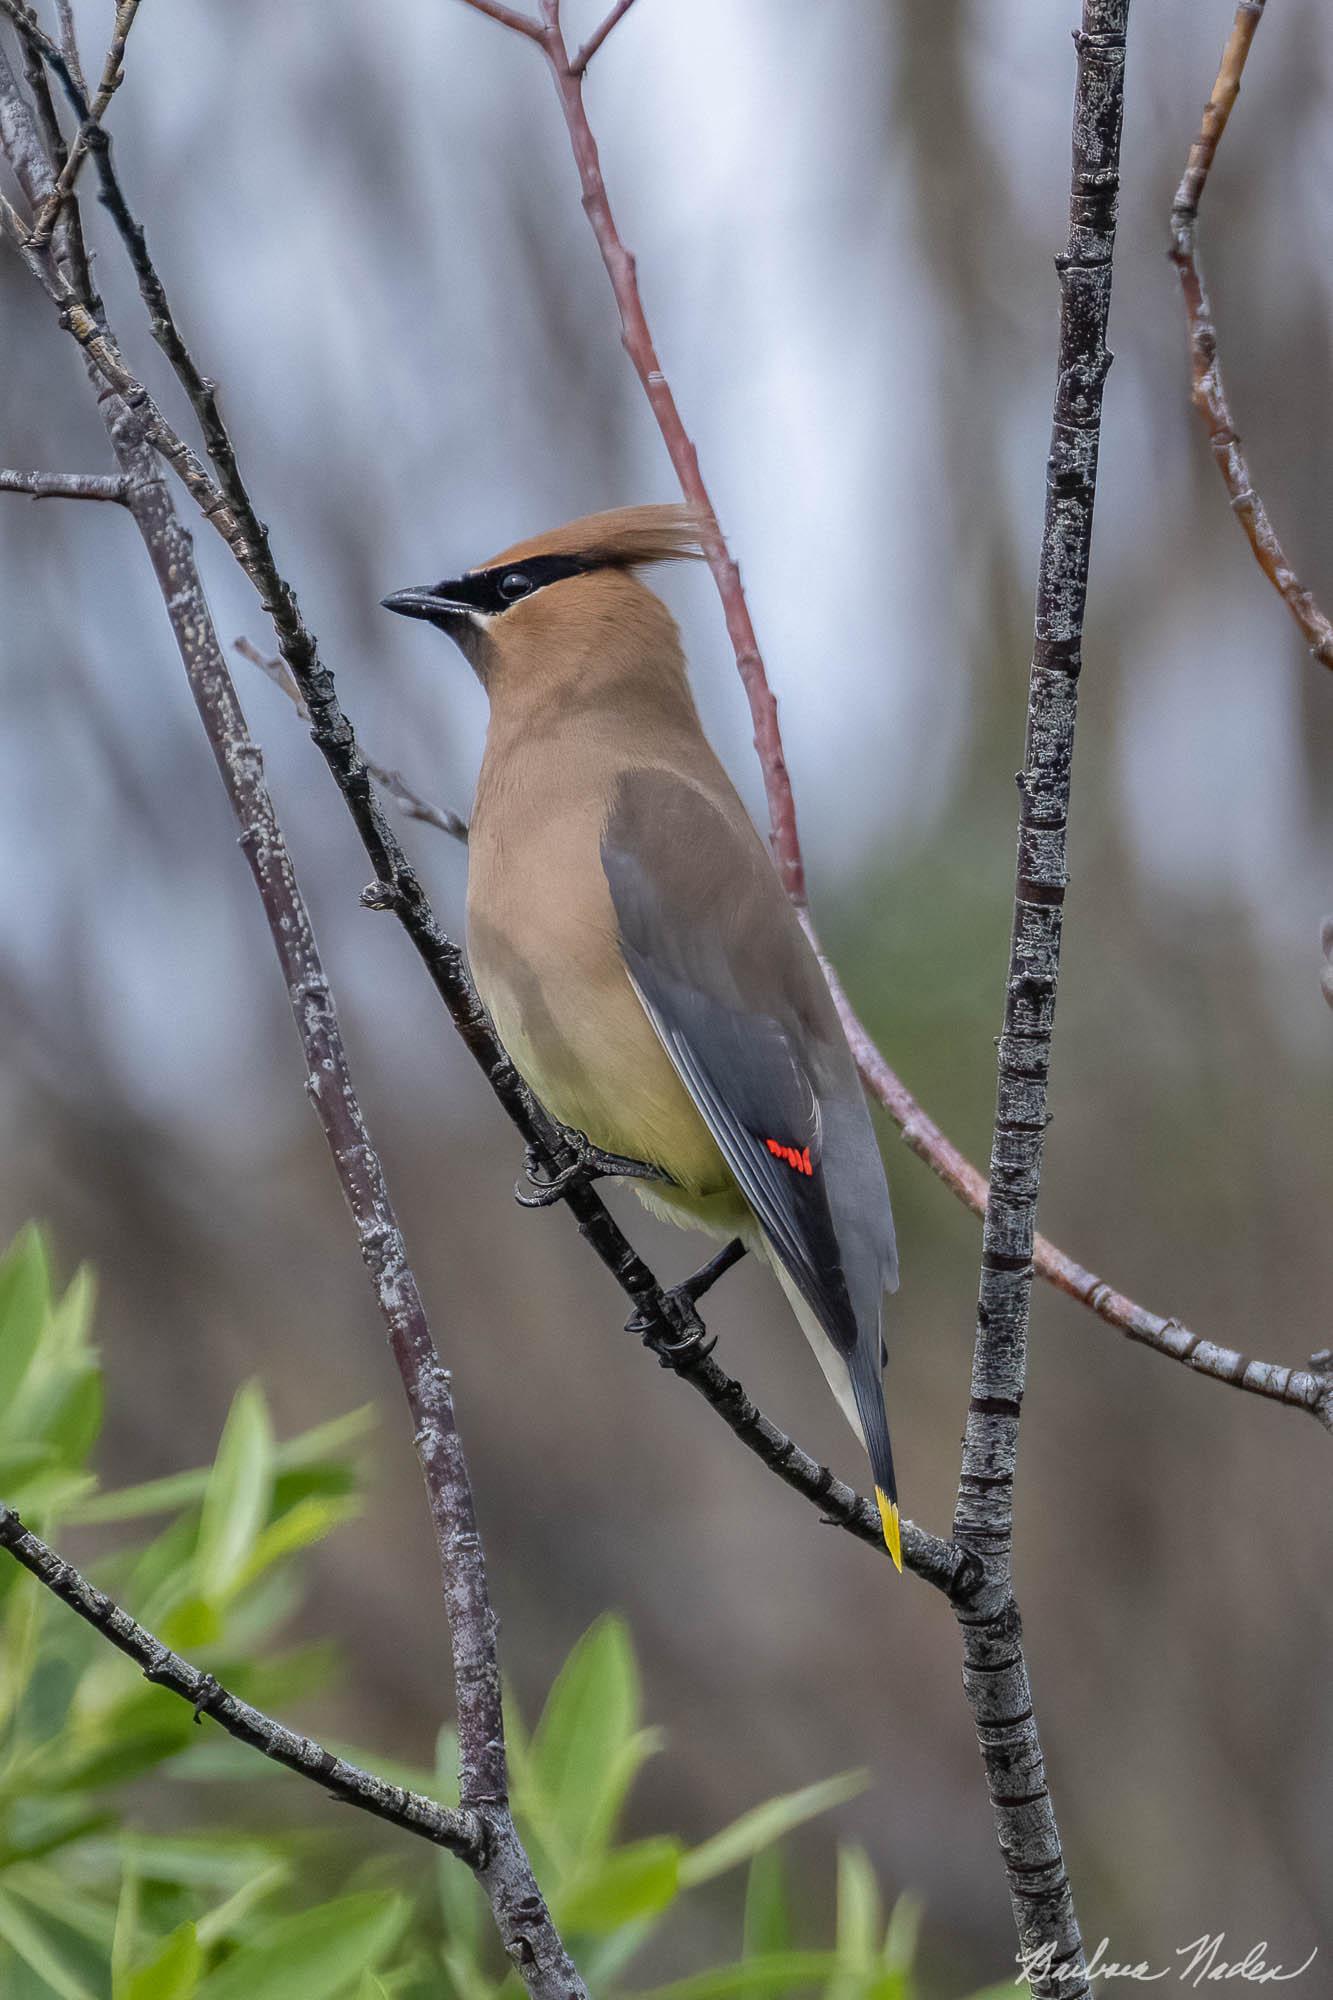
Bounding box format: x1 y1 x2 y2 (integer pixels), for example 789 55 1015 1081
381 503 706 694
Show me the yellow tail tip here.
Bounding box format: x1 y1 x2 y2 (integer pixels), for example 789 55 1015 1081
876 1488 903 1573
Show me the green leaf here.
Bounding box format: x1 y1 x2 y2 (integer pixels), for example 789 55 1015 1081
680 1772 868 1888
835 1845 880 1965
0 1227 50 1421
237 1495 361 1587
112 1833 289 1893
559 1837 682 1934
194 1864 289 1948
742 1849 791 1961
70 1404 375 1528
195 1891 408 2000
111 1863 141 1997
880 1892 922 1976
125 1923 202 2000
194 1383 273 1603
529 1615 640 1862
628 1952 840 1999
0 1885 99 2000
36 1368 103 1467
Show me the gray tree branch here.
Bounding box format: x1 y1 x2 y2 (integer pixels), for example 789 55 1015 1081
0 466 129 501
949 10 1130 1995
0 1506 483 1861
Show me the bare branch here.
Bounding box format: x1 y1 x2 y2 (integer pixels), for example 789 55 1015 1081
571 0 641 75
1169 0 1333 673
30 0 141 249
234 636 470 845
455 0 544 43
0 466 130 502
0 1505 483 1862
54 0 86 89
950 12 1131 1992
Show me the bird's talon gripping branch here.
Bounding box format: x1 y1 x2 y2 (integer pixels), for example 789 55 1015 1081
515 1129 668 1209
624 1242 746 1361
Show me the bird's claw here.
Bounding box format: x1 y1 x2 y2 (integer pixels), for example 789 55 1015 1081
515 1132 667 1209
624 1292 718 1368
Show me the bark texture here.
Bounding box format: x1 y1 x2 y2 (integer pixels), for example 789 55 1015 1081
951 11 1131 1994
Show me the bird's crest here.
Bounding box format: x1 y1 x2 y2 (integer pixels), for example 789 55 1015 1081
484 503 708 576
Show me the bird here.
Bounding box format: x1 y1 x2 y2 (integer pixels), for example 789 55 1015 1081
382 505 903 1569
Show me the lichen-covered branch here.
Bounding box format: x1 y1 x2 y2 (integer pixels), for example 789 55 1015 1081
951 10 1131 1994
1168 0 1333 674
0 1506 482 1861
0 466 129 501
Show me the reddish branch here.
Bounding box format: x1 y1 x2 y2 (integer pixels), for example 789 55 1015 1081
1169 0 1333 673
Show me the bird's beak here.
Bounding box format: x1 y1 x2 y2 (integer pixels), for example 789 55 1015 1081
380 586 471 623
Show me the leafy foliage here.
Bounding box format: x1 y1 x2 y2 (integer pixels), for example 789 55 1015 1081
0 1228 1017 1999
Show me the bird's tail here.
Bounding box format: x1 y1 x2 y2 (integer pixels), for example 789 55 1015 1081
766 1254 902 1574
848 1341 901 1575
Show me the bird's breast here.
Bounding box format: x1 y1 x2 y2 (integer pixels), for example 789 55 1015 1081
466 780 729 1196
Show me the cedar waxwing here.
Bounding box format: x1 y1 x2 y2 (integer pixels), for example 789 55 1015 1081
383 506 903 1568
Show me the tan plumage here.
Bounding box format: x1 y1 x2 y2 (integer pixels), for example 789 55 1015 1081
383 507 903 1567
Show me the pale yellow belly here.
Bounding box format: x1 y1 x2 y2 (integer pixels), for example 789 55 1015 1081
473 934 734 1202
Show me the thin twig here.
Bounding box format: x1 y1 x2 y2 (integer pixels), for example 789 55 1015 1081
456 0 544 43
951 12 1130 1996
54 1 86 92
571 0 640 75
234 637 470 845
0 1506 483 1860
531 3 805 906
31 0 141 249
1168 0 1333 673
0 466 130 502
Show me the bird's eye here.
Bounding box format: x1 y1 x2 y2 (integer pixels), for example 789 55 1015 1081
498 572 533 602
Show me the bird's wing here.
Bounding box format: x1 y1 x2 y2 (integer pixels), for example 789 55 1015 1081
601 766 877 1353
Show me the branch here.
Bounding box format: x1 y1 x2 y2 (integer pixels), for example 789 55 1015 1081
0 1506 483 1862
0 466 130 502
456 0 544 43
950 11 1130 1994
1168 0 1333 673
30 0 141 250
571 0 640 75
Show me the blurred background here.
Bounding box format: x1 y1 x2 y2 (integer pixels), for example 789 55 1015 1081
2 0 1331 1987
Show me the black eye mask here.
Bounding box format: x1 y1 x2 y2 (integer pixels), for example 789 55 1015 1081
430 554 592 615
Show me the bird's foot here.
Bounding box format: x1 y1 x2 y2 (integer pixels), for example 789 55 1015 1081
624 1238 747 1367
515 1131 670 1210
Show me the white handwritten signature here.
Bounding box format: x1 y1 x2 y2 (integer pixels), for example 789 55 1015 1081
1016 1935 1320 1988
